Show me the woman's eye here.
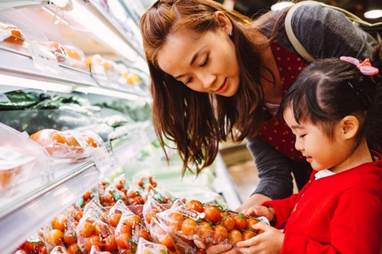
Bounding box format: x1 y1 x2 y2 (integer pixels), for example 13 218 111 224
199 54 209 67
185 77 193 84
299 134 307 138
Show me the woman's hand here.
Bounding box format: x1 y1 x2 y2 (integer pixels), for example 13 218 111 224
236 194 271 213
241 205 275 223
236 223 284 254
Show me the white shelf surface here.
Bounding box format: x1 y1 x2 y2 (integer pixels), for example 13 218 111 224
0 46 148 101
0 161 99 254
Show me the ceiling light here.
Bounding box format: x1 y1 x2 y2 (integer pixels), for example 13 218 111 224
364 9 382 19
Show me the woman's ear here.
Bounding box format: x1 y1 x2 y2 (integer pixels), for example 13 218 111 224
214 11 232 35
338 115 360 140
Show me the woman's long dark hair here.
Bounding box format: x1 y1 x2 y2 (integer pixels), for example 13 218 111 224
280 58 382 152
141 0 270 174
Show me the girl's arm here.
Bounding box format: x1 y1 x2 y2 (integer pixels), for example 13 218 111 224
282 188 382 254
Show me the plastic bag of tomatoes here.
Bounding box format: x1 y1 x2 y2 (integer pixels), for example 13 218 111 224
148 216 195 254
142 190 173 227
155 199 263 252
75 203 116 254
114 206 151 253
136 238 168 254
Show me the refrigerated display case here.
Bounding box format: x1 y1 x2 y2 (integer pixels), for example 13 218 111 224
0 1 241 253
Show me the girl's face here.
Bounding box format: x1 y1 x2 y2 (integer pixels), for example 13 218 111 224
283 107 354 172
156 27 240 97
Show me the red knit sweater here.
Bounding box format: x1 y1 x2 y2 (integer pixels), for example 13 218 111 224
264 160 382 253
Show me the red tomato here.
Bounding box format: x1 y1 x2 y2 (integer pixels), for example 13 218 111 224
108 212 122 227
234 214 248 230
247 217 259 229
80 221 96 237
213 225 228 243
116 232 132 249
228 230 242 244
51 215 67 231
104 235 117 251
197 222 214 241
63 231 77 245
181 218 197 236
67 244 81 254
186 200 204 213
160 234 175 250
222 214 236 231
242 230 256 240
169 212 184 232
204 206 222 223
46 229 64 245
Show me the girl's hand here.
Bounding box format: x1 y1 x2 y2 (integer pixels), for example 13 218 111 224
236 223 284 254
242 205 275 222
206 244 239 254
236 194 272 213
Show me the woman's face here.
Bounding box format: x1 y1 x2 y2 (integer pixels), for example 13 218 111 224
156 27 240 97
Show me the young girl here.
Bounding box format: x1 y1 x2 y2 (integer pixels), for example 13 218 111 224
237 57 382 254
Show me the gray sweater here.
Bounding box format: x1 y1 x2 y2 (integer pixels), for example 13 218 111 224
247 3 377 199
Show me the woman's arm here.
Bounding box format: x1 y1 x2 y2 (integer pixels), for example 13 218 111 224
246 138 294 199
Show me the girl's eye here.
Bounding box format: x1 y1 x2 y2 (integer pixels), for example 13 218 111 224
299 134 307 138
199 54 209 67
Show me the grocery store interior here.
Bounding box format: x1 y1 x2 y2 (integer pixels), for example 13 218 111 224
1 0 381 254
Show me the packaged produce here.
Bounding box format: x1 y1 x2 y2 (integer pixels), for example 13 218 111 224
0 22 24 45
136 238 168 254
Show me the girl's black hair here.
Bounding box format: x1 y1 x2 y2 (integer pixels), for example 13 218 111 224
280 58 382 152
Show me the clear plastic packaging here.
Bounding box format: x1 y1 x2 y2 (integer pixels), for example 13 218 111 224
136 238 168 254
0 123 50 195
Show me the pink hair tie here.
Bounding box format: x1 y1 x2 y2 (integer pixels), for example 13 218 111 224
340 56 379 76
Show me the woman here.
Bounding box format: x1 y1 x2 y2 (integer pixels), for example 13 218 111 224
140 2 378 251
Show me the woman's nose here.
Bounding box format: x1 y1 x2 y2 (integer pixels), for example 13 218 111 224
197 72 216 90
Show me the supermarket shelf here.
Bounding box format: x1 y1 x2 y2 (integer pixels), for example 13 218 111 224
0 161 99 254
88 0 144 58
0 46 148 101
213 153 242 210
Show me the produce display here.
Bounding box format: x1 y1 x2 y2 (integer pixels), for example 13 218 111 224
16 176 265 254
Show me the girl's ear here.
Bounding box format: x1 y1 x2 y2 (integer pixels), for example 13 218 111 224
339 115 360 140
214 11 232 35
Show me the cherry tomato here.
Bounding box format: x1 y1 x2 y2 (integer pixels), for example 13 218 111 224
234 214 248 230
197 222 214 241
51 215 67 231
247 217 259 229
181 218 197 236
84 235 102 252
186 200 204 213
116 232 133 249
104 235 117 251
80 221 95 237
137 228 151 240
242 230 256 240
169 212 184 232
213 225 228 243
67 244 81 254
108 212 122 227
160 234 175 250
204 206 222 223
63 231 77 245
83 191 92 201
72 210 83 221
46 229 64 245
222 214 236 231
228 230 242 244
